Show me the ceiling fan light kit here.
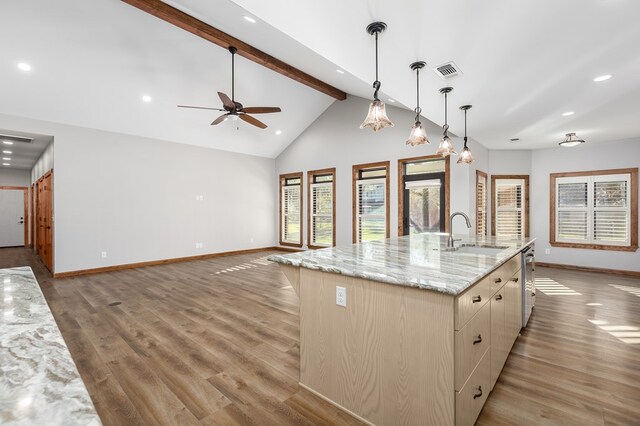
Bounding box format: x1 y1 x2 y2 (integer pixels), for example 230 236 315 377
360 21 394 132
178 46 281 129
406 61 429 146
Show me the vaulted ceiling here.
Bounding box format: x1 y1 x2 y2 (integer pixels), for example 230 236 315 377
1 0 639 162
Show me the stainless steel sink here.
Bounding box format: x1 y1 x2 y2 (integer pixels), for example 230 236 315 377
454 244 509 255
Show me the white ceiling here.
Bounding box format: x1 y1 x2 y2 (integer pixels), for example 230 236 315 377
1 0 639 162
0 129 53 170
230 0 640 150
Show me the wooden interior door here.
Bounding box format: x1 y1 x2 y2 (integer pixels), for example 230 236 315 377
42 172 53 271
30 184 35 248
36 179 44 257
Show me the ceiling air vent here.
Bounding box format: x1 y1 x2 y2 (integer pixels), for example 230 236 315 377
510 138 520 142
433 61 462 80
0 134 33 144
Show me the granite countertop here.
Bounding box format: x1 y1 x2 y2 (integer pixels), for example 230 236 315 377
268 233 535 296
0 267 101 425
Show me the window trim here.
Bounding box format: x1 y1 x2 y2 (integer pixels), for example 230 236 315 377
476 170 488 236
307 168 336 249
352 161 390 243
279 171 303 247
397 155 450 236
550 168 638 252
491 174 530 238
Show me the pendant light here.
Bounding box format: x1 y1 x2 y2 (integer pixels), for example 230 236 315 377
406 61 429 146
360 22 394 132
436 87 456 156
457 105 474 164
559 132 585 147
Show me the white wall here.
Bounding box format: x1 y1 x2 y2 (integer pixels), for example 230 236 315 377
31 140 54 182
531 138 640 272
0 168 30 186
0 113 276 273
275 96 486 247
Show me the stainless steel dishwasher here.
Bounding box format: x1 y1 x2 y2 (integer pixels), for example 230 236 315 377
522 244 535 327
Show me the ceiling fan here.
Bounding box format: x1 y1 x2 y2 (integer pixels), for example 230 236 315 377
178 46 281 129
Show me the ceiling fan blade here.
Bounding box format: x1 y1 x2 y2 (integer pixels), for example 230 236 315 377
240 107 282 114
178 105 226 111
239 114 267 129
211 114 228 125
218 92 235 110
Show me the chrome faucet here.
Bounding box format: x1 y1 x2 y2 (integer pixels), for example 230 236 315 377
448 212 472 248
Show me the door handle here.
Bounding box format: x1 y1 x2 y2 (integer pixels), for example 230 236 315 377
513 277 519 283
473 386 483 399
473 334 482 345
472 296 482 303
494 278 502 284
496 294 503 300
19 221 24 224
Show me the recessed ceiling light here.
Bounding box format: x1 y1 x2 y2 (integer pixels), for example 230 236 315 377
17 62 31 72
243 15 256 23
562 111 575 116
388 98 396 103
2 163 10 166
2 141 14 145
2 150 11 154
593 74 612 82
275 130 282 135
142 95 152 103
2 157 11 161
336 69 345 74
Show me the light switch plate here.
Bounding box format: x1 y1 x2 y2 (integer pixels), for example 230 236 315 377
336 286 346 307
545 248 550 255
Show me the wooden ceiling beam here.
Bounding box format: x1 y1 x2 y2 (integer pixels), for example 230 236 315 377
121 0 347 101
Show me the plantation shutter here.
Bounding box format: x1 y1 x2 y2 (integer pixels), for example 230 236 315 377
476 174 487 236
356 178 386 242
495 179 525 238
281 184 301 244
311 182 333 247
555 173 631 246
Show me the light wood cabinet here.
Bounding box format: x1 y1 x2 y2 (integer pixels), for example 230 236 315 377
490 284 507 390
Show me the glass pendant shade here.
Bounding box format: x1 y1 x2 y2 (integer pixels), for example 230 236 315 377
457 144 474 164
406 121 428 146
559 132 585 147
360 99 393 132
436 134 457 157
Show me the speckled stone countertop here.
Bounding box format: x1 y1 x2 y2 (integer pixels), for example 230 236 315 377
0 267 101 425
268 233 535 296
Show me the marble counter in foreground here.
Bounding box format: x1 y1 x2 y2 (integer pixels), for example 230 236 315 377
268 233 535 296
0 267 101 425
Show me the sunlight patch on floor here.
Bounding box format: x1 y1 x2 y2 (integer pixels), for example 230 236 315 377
536 277 582 296
609 284 640 298
214 256 272 274
588 319 640 344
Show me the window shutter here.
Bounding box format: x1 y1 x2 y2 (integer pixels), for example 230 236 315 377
357 178 386 242
476 174 487 236
282 185 300 244
311 182 333 246
593 178 629 243
495 180 525 238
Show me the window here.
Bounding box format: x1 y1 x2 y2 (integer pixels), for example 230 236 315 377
280 172 303 247
398 155 449 236
353 161 390 243
551 168 638 251
308 168 335 248
476 170 488 236
491 175 529 238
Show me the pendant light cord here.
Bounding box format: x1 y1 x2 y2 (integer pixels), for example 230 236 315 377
373 31 381 100
414 67 421 122
463 108 468 147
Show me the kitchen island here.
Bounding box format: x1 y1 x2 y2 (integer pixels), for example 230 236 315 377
0 267 101 425
269 233 534 426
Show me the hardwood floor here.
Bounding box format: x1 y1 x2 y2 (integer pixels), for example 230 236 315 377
1 247 639 425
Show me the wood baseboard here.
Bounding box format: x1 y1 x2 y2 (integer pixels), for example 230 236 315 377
536 262 640 278
54 246 290 278
274 245 306 252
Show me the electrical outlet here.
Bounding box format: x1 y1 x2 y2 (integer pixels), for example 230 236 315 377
195 195 204 201
336 286 346 307
195 242 203 249
101 251 107 259
250 237 254 243
545 248 551 255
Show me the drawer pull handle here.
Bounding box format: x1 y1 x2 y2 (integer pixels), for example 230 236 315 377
473 386 483 399
513 277 519 283
472 296 482 303
494 278 502 284
496 294 503 300
473 335 482 345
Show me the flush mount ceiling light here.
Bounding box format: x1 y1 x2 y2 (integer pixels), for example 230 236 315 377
275 130 282 135
142 95 152 103
559 132 585 147
593 74 612 82
406 61 429 146
436 87 457 157
360 22 393 132
17 62 31 72
457 105 474 164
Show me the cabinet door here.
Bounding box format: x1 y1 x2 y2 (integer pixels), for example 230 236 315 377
505 275 522 349
490 286 506 390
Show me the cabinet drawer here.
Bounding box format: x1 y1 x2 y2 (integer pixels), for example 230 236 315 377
455 302 491 391
490 254 521 294
455 349 491 426
455 275 493 330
